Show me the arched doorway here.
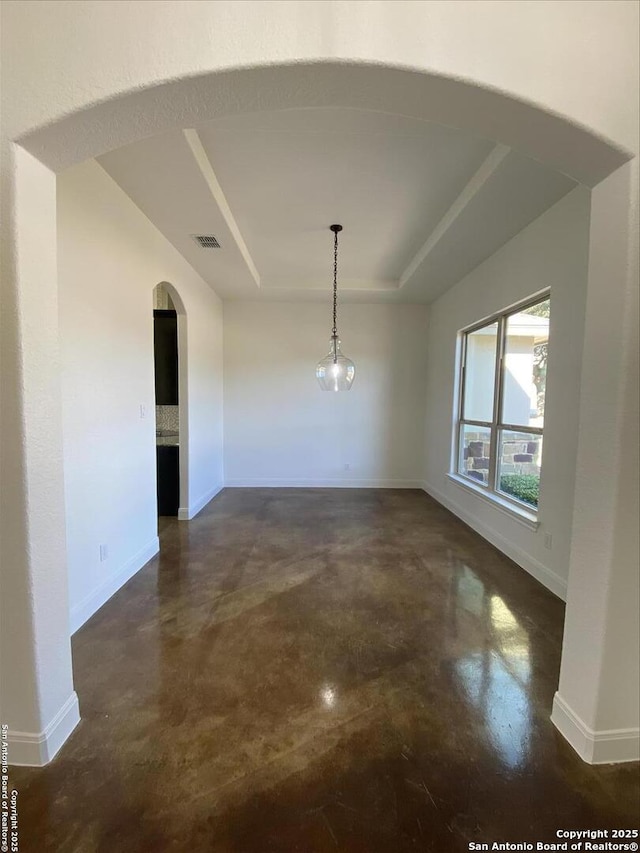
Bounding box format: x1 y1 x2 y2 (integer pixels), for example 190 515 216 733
2 10 637 766
152 282 189 519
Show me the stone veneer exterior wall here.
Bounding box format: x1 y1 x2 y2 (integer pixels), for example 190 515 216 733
461 430 542 484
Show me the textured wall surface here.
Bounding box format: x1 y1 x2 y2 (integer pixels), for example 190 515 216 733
423 187 591 599
58 160 224 630
2 1 637 179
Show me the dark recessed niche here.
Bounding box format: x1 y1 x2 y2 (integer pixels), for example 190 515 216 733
154 309 178 405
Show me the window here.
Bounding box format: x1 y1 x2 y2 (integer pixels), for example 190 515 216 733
455 294 550 513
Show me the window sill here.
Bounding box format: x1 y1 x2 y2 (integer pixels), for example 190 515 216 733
446 473 540 531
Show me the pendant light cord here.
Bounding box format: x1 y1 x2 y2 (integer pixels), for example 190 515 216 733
332 227 339 339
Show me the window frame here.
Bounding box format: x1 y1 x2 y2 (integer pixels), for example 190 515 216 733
454 290 550 516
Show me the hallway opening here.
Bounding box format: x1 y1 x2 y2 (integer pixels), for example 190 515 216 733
153 282 187 519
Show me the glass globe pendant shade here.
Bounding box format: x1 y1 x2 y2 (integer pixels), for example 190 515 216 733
316 335 356 391
316 223 356 391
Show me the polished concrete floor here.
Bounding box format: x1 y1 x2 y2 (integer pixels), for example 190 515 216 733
11 489 639 851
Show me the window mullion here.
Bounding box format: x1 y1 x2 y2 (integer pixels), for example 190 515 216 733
455 335 468 474
500 423 543 435
459 334 468 422
489 316 506 492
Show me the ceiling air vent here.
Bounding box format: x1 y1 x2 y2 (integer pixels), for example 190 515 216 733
192 234 221 249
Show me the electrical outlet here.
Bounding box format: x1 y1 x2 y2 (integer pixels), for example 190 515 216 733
140 404 147 419
99 544 109 562
344 463 350 471
544 533 553 550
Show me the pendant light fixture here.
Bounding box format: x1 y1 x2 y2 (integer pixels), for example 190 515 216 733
316 224 356 391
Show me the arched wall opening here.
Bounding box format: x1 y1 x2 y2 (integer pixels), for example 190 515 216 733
16 61 633 187
2 50 637 767
153 281 189 518
51 156 223 647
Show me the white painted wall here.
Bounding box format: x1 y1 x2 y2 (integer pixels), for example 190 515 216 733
1 0 636 766
552 161 640 763
0 147 80 765
58 159 224 632
3 1 637 175
423 187 591 600
224 302 428 487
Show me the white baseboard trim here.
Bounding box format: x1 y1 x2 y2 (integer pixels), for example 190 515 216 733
8 692 80 767
225 478 423 489
69 537 160 634
178 482 224 520
421 480 567 600
552 692 640 764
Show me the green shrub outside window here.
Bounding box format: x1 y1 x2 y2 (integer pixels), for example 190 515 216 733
499 474 539 508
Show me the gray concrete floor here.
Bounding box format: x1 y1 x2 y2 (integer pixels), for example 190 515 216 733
11 488 640 851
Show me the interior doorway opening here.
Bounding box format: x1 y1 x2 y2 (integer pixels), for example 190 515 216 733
152 282 188 518
3 17 636 771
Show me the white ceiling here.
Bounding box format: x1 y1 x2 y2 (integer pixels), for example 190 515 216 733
98 108 576 303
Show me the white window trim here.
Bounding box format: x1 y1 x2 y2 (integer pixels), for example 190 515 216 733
453 290 549 521
446 472 540 531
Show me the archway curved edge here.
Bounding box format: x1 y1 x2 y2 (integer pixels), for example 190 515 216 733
18 61 631 188
156 280 186 315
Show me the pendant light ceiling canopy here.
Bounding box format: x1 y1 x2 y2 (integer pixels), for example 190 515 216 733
316 224 356 392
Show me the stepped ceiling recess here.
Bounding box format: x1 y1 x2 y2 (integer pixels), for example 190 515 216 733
99 108 576 303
